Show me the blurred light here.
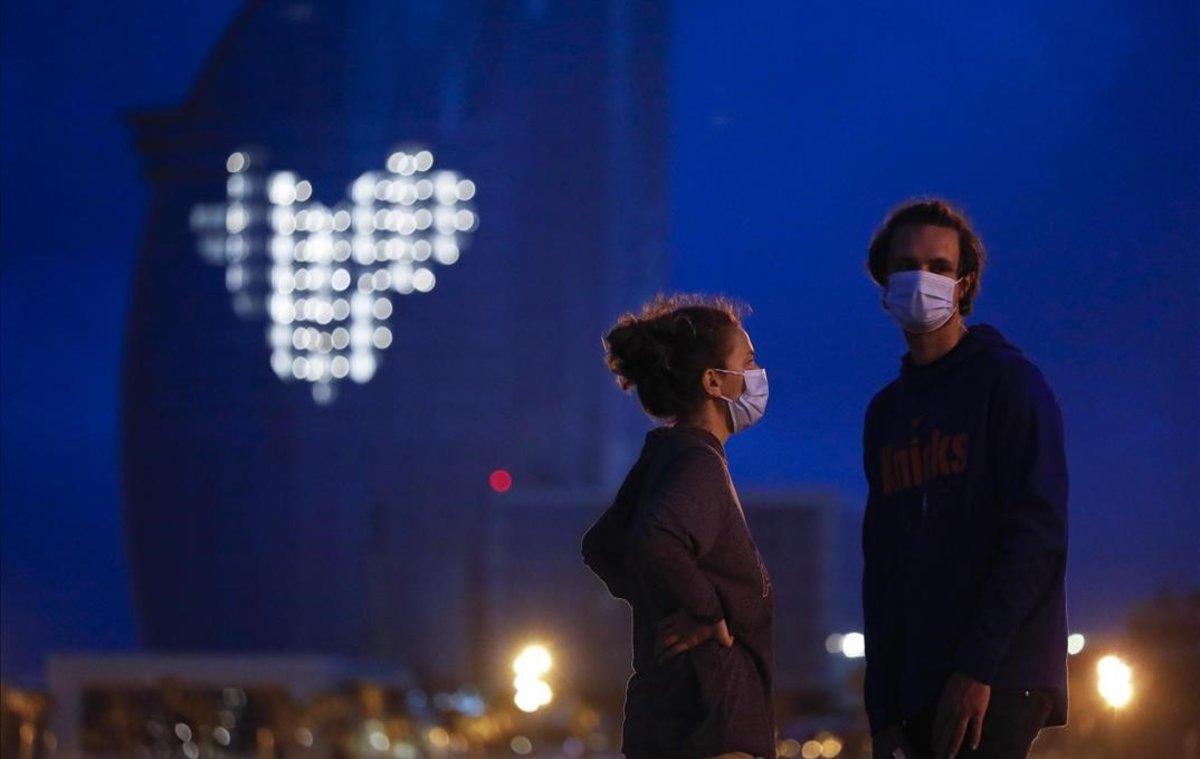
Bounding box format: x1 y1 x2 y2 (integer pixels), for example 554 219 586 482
175 723 192 742
841 632 865 658
295 728 313 747
226 152 248 173
1068 633 1085 655
510 736 533 755
513 645 551 677
369 730 390 750
820 736 843 757
193 147 476 402
213 727 231 746
490 469 513 494
778 738 801 758
1097 654 1133 709
427 727 450 748
825 633 843 654
801 740 823 759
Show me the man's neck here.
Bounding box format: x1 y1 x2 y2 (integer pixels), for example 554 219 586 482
678 403 733 445
904 315 968 366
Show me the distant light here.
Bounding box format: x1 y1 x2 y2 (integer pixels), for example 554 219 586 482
427 727 450 748
510 736 533 754
174 723 192 742
801 740 822 759
490 469 513 494
193 147 476 402
840 632 865 659
1097 654 1133 709
226 152 248 173
213 727 231 746
820 736 843 757
778 738 801 758
824 634 843 654
368 730 390 751
1068 633 1085 655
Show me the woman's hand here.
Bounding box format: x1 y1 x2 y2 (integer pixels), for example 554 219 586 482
655 609 734 662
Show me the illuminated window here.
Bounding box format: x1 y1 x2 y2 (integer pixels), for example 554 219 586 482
191 149 478 403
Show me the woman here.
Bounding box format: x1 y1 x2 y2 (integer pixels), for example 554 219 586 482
582 294 775 759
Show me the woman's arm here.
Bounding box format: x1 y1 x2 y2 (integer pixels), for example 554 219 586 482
631 448 728 624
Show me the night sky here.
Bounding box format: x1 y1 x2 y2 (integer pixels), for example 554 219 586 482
2 1 1197 682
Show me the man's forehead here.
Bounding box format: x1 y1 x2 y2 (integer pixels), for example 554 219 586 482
890 224 959 254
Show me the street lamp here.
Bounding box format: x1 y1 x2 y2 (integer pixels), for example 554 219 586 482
1096 654 1133 709
513 644 554 713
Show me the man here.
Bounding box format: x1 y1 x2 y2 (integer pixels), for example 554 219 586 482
861 199 1069 759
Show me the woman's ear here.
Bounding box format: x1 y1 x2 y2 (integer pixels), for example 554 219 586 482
700 367 724 400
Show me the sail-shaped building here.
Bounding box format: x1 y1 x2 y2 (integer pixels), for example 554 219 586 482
123 0 668 687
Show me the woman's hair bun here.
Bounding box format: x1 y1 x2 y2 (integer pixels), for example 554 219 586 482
602 293 746 420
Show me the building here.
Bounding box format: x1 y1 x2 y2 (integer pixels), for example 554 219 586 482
123 0 669 687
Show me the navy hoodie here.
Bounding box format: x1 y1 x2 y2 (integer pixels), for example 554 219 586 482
861 324 1068 734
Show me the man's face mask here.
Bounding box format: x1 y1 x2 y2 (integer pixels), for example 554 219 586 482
713 368 769 433
883 270 961 334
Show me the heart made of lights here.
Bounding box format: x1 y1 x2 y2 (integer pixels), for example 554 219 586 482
190 149 478 404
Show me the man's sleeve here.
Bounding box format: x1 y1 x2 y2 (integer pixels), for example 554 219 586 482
954 360 1069 684
862 401 903 734
630 448 727 623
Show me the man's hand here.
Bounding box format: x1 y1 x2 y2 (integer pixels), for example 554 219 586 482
933 671 991 758
655 609 734 662
872 724 916 758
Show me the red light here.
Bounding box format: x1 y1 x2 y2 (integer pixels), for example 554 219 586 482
489 469 513 493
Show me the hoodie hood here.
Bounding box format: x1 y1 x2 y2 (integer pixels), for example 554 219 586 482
900 323 1023 388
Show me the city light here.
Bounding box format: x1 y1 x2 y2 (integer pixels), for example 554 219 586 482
190 148 478 403
512 644 554 713
1068 632 1086 655
825 632 866 659
1097 654 1133 709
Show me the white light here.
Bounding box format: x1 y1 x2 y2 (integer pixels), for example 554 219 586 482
825 634 844 654
213 727 231 747
195 148 477 402
412 268 436 293
225 204 249 234
268 172 298 205
1068 633 1085 656
1097 654 1133 708
330 355 350 378
226 152 248 173
349 352 376 383
513 645 552 678
372 297 393 320
331 327 350 350
373 326 393 349
175 723 192 742
369 731 390 751
331 269 351 291
841 632 865 659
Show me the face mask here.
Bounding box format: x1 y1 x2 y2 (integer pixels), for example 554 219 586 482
883 270 961 334
713 368 769 433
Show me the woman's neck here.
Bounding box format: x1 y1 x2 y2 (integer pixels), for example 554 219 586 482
677 402 732 445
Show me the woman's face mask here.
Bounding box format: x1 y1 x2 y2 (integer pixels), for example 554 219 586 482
713 368 769 433
883 270 961 334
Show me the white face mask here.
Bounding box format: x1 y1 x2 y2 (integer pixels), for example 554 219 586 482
883 270 962 334
713 368 769 433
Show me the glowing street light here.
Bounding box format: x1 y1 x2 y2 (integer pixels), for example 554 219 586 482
1097 654 1133 709
513 644 554 713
